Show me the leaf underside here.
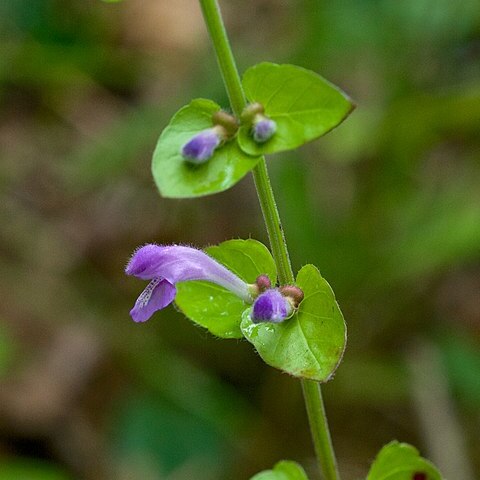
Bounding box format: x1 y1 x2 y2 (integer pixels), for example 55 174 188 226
241 264 346 382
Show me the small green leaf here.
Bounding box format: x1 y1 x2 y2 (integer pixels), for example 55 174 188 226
250 460 309 480
175 239 276 339
238 63 354 155
367 441 443 480
241 264 346 381
152 99 260 198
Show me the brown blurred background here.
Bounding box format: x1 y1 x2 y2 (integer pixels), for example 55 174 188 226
0 0 479 479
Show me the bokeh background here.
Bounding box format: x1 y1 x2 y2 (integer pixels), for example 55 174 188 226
1 0 479 479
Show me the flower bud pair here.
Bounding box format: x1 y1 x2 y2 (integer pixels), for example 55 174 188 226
181 103 277 165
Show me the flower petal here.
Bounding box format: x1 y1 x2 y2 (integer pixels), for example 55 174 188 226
126 244 251 301
130 278 176 323
252 289 292 323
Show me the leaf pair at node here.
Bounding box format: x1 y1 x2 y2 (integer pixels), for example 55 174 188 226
248 442 443 479
125 238 346 382
175 239 347 383
152 63 354 198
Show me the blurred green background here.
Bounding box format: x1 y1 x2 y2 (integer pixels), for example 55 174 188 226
1 0 479 479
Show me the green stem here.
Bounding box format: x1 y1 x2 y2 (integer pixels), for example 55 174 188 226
199 0 246 117
199 1 341 479
302 380 340 480
199 0 293 286
251 159 294 285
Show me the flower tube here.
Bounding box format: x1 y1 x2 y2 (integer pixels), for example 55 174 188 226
126 244 252 322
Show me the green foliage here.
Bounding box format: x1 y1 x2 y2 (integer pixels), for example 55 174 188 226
367 441 442 480
152 99 260 198
177 242 346 382
3 0 480 475
241 265 346 382
0 460 71 480
251 460 309 480
238 63 354 155
110 394 224 478
175 239 276 338
440 332 480 409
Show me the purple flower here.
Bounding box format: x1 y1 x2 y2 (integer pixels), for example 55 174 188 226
251 289 293 324
181 128 223 164
126 244 252 322
252 117 277 143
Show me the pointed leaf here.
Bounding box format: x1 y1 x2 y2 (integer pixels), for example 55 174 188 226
239 63 354 155
241 264 346 381
175 239 276 339
152 99 260 198
251 460 309 480
367 441 442 480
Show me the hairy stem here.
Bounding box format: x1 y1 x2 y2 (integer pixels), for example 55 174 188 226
198 1 341 478
199 0 293 286
302 380 340 480
199 0 246 117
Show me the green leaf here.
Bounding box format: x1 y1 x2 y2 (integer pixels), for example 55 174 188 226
238 63 354 155
241 264 346 382
250 460 309 480
152 99 260 198
175 239 276 339
367 441 443 480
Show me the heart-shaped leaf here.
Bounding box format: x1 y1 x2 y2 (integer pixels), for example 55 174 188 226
152 99 260 198
238 63 354 155
367 442 442 480
250 460 309 480
241 264 346 381
175 239 276 339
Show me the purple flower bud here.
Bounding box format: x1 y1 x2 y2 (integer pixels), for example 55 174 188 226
251 289 293 324
181 128 222 164
252 116 276 144
126 244 251 322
